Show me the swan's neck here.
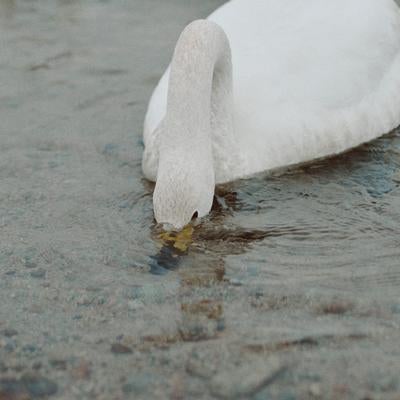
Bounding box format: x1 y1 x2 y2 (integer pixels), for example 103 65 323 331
160 20 239 183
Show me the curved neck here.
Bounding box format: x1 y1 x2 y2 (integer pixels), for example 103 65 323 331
161 20 237 183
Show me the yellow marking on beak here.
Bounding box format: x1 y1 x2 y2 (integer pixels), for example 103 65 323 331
159 225 194 252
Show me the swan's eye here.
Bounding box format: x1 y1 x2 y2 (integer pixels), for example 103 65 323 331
191 211 199 221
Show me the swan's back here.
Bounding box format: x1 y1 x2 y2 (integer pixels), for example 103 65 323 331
145 0 400 177
215 0 400 108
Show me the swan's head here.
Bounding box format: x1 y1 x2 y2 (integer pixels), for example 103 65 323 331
153 153 215 230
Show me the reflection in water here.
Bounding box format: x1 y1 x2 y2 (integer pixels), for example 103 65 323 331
149 226 227 341
149 225 193 274
148 188 275 341
150 188 271 274
178 257 226 341
148 128 400 300
145 128 400 348
149 244 184 275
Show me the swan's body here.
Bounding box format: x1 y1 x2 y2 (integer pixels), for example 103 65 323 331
143 0 400 229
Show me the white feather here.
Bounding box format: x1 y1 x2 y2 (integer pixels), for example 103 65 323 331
143 0 400 228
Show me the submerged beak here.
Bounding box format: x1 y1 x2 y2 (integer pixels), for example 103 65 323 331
158 224 194 252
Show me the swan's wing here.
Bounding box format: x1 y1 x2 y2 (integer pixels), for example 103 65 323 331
210 0 400 172
144 0 400 177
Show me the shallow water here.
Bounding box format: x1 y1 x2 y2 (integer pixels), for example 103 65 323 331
1 1 400 399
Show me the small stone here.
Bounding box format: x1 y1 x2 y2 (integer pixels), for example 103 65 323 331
210 358 285 399
0 378 22 399
24 260 37 269
71 360 91 380
319 301 353 315
0 374 58 399
111 343 133 354
310 383 322 397
77 295 93 306
186 355 215 379
22 373 58 397
32 361 42 370
13 364 24 373
1 328 18 337
30 269 46 279
229 278 243 286
0 362 7 373
49 358 67 370
22 344 37 353
96 296 106 305
0 338 16 352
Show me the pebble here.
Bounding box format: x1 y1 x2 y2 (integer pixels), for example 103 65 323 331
1 328 18 337
49 358 67 370
0 338 16 352
0 362 7 373
186 355 215 379
71 359 91 380
13 364 25 373
24 260 37 269
111 343 133 354
30 269 46 279
0 373 58 398
22 373 58 397
228 278 243 286
22 344 38 353
77 295 93 306
32 361 42 370
210 358 285 399
309 383 322 397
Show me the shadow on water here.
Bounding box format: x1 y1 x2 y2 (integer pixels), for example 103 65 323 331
141 129 400 344
146 188 269 340
289 129 400 197
149 188 273 275
141 128 400 346
147 128 400 275
147 214 230 341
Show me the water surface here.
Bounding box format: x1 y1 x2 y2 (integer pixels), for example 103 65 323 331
1 1 400 399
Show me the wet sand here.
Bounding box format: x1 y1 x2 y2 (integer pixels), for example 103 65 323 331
1 1 400 399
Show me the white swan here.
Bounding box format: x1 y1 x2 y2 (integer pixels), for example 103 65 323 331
143 0 400 229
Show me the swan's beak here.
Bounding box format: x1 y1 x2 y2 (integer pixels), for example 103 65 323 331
158 224 194 252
